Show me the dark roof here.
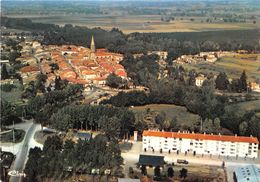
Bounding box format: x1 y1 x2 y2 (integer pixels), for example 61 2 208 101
138 155 164 166
76 132 91 140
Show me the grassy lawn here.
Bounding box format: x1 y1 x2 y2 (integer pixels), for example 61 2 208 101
232 100 260 111
0 129 25 143
130 104 200 128
182 54 260 82
1 81 23 103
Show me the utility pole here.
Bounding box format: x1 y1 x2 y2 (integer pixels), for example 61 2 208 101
13 120 15 143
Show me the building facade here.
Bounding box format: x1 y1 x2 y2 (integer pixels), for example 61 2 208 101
142 130 259 158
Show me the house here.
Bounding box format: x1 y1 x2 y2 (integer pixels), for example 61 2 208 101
250 82 260 93
76 131 92 141
148 51 168 60
233 165 260 182
206 54 217 62
142 130 259 158
118 178 140 182
20 65 40 80
195 75 207 87
138 155 165 167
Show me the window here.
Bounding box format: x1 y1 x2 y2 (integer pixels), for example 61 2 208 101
179 138 182 141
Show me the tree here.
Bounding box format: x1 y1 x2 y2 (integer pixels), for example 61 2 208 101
1 64 9 80
215 72 229 90
155 111 166 129
50 112 72 131
100 116 120 139
179 168 188 178
167 167 174 178
35 74 47 93
141 165 147 175
239 121 248 135
247 115 260 141
106 73 127 89
154 166 161 177
1 100 13 126
188 70 197 86
239 70 247 92
49 63 59 72
24 147 42 182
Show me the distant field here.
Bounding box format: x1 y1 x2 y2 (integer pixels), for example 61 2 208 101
182 54 260 82
5 14 259 34
130 104 200 127
234 100 260 111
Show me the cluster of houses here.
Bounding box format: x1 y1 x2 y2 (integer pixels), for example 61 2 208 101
174 51 236 64
17 40 48 83
45 36 127 87
15 36 128 88
194 73 260 92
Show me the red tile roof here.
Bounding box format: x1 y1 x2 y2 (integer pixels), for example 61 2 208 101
20 66 40 73
143 130 259 144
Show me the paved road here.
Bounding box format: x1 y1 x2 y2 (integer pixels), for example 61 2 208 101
9 122 38 182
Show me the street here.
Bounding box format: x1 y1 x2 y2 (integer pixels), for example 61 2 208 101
0 120 43 182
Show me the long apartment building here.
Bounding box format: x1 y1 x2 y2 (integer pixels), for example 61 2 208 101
142 130 259 158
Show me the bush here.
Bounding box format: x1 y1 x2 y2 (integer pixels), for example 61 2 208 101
1 84 16 92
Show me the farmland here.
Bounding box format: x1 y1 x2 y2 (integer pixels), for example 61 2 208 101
4 14 259 34
2 0 260 34
181 54 260 82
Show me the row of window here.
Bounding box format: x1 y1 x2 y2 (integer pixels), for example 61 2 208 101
144 138 258 146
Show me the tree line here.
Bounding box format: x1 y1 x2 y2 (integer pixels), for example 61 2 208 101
101 79 260 142
2 17 259 57
24 135 123 182
49 104 135 139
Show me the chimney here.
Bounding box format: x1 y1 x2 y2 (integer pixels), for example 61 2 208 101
204 132 206 135
235 134 237 137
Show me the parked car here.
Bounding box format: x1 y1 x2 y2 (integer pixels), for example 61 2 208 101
177 159 189 164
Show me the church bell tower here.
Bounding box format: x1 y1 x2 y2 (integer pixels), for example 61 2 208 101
90 35 96 60
90 35 96 53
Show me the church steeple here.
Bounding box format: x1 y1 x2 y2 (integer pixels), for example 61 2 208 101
90 35 96 53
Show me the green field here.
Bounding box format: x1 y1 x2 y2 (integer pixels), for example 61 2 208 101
182 54 260 82
5 14 259 34
130 104 200 128
2 0 259 34
1 82 23 103
233 100 260 111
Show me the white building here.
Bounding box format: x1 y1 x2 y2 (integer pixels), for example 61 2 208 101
142 130 259 158
234 165 260 182
195 75 207 87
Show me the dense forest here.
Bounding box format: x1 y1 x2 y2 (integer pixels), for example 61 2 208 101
25 135 123 182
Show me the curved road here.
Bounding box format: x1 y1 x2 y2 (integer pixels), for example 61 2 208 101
9 122 39 182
